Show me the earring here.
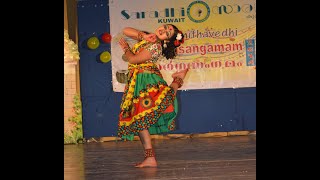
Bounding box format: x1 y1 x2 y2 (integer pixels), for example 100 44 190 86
163 40 169 48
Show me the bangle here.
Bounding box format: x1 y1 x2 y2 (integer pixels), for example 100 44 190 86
123 47 131 54
172 77 183 88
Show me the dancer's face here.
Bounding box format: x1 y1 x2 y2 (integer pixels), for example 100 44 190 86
155 24 175 40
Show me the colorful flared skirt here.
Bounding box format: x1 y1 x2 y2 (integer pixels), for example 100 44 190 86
117 63 177 141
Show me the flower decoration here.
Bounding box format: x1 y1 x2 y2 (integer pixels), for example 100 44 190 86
176 33 182 40
174 40 180 46
174 31 184 47
64 29 80 62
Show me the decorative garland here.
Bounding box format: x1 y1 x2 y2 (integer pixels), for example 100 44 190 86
64 29 80 62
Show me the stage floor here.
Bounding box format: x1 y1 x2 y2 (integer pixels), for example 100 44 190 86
64 135 256 180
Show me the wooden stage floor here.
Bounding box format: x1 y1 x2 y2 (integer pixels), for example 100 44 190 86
64 135 256 180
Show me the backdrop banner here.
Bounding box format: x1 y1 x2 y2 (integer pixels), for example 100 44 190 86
110 0 256 92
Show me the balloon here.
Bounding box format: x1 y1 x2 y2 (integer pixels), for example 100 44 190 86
100 51 111 63
101 33 112 43
87 37 100 50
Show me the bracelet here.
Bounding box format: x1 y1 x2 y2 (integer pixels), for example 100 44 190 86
123 47 131 54
172 77 183 88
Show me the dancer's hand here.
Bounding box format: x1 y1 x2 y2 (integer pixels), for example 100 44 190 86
172 68 189 80
119 38 130 52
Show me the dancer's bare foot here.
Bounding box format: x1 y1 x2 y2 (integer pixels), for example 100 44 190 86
172 68 189 80
134 157 158 168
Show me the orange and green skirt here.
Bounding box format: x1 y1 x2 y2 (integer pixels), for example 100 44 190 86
117 63 177 141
